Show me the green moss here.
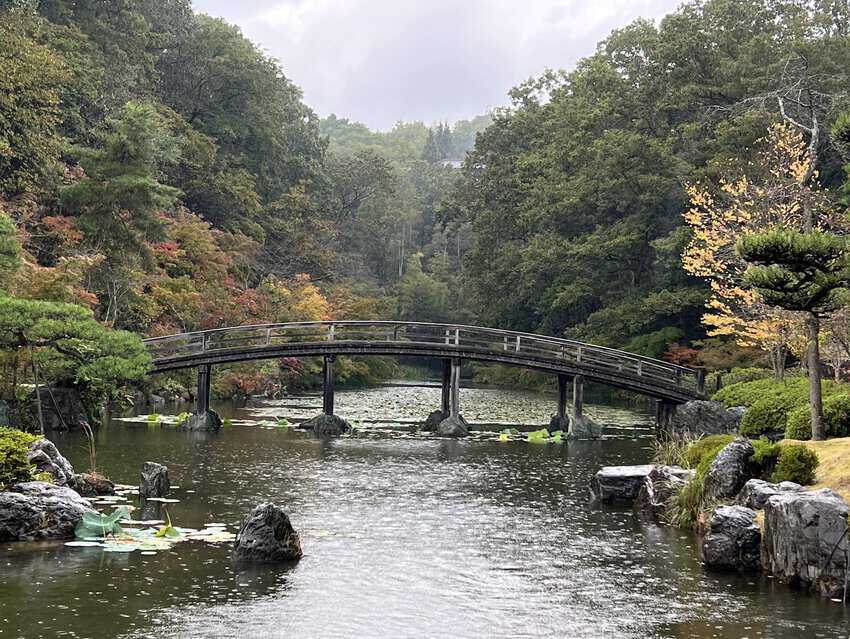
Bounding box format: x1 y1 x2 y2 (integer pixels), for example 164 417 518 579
771 444 819 485
683 434 735 470
0 427 38 488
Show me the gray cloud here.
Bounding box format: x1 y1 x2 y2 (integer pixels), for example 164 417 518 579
192 0 681 130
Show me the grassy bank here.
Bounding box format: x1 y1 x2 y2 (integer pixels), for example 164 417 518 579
788 436 850 503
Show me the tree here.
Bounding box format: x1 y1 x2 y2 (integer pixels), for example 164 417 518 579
0 294 150 424
738 229 850 440
682 124 819 377
0 10 67 195
0 212 21 285
61 101 182 326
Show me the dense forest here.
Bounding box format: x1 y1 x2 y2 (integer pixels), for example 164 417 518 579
4 0 850 407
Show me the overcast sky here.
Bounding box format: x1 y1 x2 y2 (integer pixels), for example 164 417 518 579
192 0 681 130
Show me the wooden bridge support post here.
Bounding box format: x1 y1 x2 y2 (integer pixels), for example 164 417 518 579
449 358 461 418
323 355 335 415
441 359 452 416
656 400 677 432
572 375 584 420
197 363 211 415
557 374 569 422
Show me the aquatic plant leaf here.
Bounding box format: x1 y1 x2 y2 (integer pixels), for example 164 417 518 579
499 433 509 442
74 506 131 539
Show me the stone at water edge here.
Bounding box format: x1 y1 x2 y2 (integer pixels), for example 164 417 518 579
139 461 170 498
300 413 352 437
667 400 744 437
590 465 655 502
436 414 469 437
635 465 695 520
736 479 804 511
27 438 76 486
73 472 116 497
702 437 755 502
568 413 603 439
0 481 95 541
763 488 850 598
422 410 446 432
701 505 761 572
233 503 302 562
182 409 223 431
547 415 569 434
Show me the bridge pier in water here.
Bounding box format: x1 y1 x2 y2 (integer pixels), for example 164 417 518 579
197 363 211 415
323 355 335 415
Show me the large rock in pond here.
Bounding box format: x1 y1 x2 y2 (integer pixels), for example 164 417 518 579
0 481 95 541
763 488 850 598
737 479 804 511
28 387 90 432
27 438 76 487
73 472 116 497
568 413 603 439
702 438 755 502
233 503 303 562
702 505 761 571
436 414 469 437
182 410 222 431
139 461 170 498
422 410 446 433
635 465 695 519
591 465 655 503
667 400 744 437
300 413 352 437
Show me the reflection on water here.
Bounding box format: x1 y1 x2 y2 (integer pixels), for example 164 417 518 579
0 383 847 639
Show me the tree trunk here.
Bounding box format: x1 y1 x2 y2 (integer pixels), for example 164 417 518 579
807 314 826 441
771 345 787 380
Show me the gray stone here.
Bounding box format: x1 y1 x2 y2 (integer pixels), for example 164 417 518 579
668 400 744 436
547 415 569 433
702 438 755 502
763 488 850 598
422 410 445 432
72 473 116 497
702 505 762 571
591 465 655 503
300 413 351 437
182 410 222 431
436 414 469 437
737 479 804 510
635 465 695 519
233 503 302 563
27 438 76 487
0 481 95 541
29 387 90 431
568 413 603 439
139 461 170 498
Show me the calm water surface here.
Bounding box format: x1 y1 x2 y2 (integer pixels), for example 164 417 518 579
1 382 847 639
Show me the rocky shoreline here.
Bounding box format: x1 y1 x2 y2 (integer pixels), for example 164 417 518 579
591 438 850 600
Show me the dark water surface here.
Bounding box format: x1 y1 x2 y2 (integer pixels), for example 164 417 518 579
1 383 847 639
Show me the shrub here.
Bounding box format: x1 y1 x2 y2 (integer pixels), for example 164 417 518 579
785 394 850 440
707 367 775 393
712 378 800 408
771 444 819 485
683 434 735 470
750 437 780 478
0 427 38 488
651 432 699 467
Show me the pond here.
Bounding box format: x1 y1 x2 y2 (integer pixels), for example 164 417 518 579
1 381 847 639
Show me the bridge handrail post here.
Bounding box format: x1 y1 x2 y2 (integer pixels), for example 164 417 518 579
515 335 521 353
265 328 272 345
455 328 460 346
201 332 207 353
696 367 706 396
327 323 335 342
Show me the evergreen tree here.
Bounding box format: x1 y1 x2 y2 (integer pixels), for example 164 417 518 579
738 229 850 440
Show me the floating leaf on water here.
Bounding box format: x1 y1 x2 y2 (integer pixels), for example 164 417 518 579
498 433 509 442
75 506 131 539
144 497 180 503
102 544 138 553
140 551 158 555
64 541 102 547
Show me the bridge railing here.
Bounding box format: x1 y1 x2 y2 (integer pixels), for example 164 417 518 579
144 321 705 395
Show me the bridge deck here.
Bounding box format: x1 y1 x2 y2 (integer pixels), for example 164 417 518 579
144 321 705 403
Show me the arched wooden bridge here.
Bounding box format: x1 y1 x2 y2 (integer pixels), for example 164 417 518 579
144 321 706 428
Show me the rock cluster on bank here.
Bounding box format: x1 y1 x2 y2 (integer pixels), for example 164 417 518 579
666 400 744 437
590 436 850 598
0 482 96 541
300 413 352 436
